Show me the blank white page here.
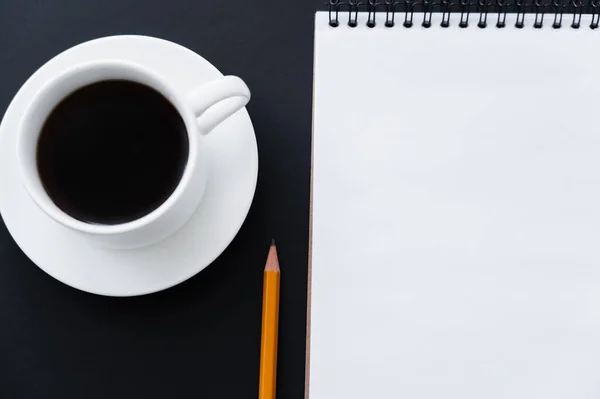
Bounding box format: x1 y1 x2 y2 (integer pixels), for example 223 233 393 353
310 11 600 399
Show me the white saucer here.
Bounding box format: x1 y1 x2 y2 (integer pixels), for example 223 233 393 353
0 36 258 296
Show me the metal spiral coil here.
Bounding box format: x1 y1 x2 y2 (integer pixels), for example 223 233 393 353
326 0 600 28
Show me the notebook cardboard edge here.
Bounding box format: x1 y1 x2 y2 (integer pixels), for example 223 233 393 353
305 12 318 399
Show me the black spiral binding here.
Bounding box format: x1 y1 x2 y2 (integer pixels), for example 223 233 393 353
326 0 600 28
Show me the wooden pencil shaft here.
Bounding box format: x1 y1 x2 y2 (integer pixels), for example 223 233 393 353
259 269 280 399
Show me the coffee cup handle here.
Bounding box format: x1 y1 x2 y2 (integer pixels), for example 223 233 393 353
187 76 251 135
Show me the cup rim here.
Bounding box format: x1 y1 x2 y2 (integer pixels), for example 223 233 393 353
16 59 199 236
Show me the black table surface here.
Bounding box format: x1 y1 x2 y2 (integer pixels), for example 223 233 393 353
0 1 323 397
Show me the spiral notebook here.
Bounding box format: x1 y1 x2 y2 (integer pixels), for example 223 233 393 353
308 5 600 399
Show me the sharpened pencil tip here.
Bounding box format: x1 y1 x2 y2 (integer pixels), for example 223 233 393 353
265 240 280 272
271 238 276 247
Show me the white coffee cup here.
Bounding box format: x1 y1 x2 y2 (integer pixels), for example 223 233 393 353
16 59 250 249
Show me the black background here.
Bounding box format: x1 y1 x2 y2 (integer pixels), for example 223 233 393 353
0 1 323 398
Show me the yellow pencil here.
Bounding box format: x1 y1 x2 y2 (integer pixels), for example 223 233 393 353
258 240 281 399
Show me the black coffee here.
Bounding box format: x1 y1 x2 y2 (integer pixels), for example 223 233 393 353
37 80 189 225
